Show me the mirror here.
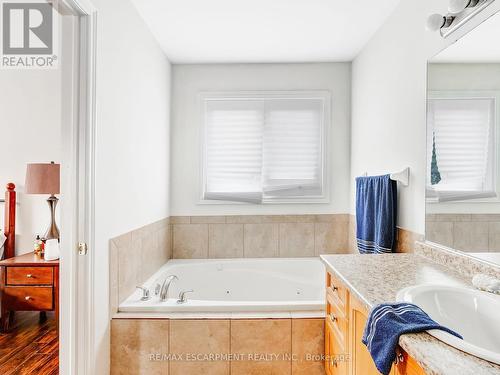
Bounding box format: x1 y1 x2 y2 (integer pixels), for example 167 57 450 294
426 12 500 265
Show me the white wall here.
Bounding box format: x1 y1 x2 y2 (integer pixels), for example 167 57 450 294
0 64 61 255
170 63 351 215
350 0 451 235
427 63 500 214
92 0 171 372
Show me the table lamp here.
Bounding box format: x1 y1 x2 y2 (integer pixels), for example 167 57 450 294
25 162 61 241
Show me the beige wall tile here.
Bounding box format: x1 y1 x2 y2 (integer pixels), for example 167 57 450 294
109 240 119 316
169 320 230 375
453 222 489 252
158 226 172 261
244 223 279 258
396 227 423 254
314 222 348 255
291 319 324 375
173 224 208 259
435 214 472 222
118 234 142 304
111 319 169 375
489 222 500 252
471 214 500 222
279 223 314 257
169 216 191 224
231 319 292 375
226 215 263 224
191 216 227 224
425 221 454 249
141 230 160 283
314 214 350 223
111 219 172 311
348 215 357 254
209 224 244 258
281 215 316 223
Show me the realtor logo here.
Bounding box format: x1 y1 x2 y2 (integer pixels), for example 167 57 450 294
1 0 59 69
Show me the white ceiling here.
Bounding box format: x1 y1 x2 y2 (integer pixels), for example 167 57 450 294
432 12 500 63
131 0 401 64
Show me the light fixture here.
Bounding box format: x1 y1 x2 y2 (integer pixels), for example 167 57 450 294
25 162 61 241
448 0 480 14
427 0 494 37
426 14 455 31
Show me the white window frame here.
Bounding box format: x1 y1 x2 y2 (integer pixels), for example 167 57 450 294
198 90 331 204
426 90 500 204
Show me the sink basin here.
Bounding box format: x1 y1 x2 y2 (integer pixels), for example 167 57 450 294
396 284 500 364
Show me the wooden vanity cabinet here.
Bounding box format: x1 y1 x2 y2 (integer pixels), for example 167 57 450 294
324 271 426 375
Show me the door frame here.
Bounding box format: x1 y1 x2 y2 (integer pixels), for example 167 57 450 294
58 0 97 373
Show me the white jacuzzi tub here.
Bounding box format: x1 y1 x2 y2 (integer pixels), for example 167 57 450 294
119 258 325 317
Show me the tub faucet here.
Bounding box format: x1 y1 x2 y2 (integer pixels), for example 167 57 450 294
159 275 178 302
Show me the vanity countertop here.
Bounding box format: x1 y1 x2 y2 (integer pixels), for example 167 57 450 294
320 253 500 375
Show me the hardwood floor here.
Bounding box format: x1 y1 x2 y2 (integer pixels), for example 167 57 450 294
0 311 58 375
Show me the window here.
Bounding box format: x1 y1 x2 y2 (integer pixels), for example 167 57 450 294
427 93 497 202
201 91 330 204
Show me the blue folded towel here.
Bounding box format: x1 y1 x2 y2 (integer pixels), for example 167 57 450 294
362 303 463 375
356 174 397 254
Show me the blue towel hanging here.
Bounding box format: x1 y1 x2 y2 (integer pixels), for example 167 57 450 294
362 303 463 375
356 174 397 254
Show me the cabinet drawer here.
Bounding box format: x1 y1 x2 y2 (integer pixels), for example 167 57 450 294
327 272 348 308
327 290 348 345
2 286 53 311
6 267 53 285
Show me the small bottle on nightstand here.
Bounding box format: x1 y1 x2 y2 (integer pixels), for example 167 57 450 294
33 235 43 256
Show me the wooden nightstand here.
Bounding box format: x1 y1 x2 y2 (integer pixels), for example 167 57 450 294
0 253 59 331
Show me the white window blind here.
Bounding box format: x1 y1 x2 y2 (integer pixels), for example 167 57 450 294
263 99 322 197
427 97 496 202
204 100 264 203
203 94 327 203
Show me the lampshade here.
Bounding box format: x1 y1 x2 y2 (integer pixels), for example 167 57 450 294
25 162 60 195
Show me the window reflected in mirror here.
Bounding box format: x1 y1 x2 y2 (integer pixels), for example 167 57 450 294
426 12 500 262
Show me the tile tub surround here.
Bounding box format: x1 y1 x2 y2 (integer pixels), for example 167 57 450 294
347 214 423 254
426 214 500 252
110 318 325 375
171 214 350 259
109 218 172 315
320 253 500 375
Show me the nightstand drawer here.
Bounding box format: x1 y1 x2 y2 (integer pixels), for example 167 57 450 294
2 286 53 310
6 267 53 285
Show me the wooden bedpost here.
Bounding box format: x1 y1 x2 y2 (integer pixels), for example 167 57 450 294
3 183 16 259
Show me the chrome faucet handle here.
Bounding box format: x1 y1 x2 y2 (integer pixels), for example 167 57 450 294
154 282 161 296
177 289 194 304
136 286 150 301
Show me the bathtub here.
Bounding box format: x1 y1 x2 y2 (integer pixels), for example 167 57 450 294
119 258 325 318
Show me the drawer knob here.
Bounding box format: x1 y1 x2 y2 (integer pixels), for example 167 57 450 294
25 296 31 301
332 285 338 291
331 358 338 367
330 313 337 322
26 274 33 278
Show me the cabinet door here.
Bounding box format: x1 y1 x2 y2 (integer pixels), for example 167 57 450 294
349 297 380 375
325 320 332 375
326 319 348 375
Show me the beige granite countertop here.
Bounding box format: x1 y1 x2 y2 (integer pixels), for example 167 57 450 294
320 253 500 375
